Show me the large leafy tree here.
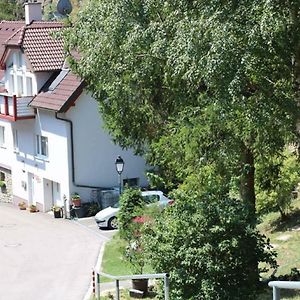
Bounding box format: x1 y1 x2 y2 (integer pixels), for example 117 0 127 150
64 0 300 214
63 0 300 290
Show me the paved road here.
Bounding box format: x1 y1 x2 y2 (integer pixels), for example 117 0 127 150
74 216 116 240
0 203 108 300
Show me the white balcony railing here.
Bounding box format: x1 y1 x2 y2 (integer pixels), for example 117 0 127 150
0 94 35 121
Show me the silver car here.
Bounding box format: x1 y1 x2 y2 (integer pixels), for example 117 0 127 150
94 190 173 229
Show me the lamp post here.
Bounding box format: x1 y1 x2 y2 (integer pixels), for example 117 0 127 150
115 156 124 195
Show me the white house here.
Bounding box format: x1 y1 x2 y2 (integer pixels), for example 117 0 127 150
0 2 148 212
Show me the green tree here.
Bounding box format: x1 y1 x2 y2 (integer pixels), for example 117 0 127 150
256 149 300 219
63 0 300 289
64 0 300 212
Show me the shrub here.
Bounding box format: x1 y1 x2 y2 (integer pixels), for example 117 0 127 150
143 192 277 300
0 180 6 188
118 188 147 274
118 188 145 240
256 150 300 218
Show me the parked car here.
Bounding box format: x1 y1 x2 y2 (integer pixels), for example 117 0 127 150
94 190 173 230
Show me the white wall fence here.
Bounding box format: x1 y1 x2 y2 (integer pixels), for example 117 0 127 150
269 281 300 300
94 271 170 300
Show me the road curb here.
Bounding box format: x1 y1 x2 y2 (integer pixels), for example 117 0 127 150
83 241 106 300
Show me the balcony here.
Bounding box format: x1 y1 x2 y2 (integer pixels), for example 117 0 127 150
0 94 35 121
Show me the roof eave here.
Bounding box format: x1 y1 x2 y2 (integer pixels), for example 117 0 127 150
58 82 85 113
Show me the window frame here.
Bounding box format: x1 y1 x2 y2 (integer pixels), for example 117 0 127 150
13 129 19 152
0 126 5 147
36 134 48 158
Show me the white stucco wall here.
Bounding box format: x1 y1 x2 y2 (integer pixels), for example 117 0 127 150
0 86 149 210
8 110 71 210
0 119 14 169
65 92 148 200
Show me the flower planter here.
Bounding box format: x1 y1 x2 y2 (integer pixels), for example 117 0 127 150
132 279 148 293
72 198 81 207
54 209 63 218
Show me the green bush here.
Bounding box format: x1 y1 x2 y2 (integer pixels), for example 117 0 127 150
143 192 277 300
0 181 6 188
256 150 300 218
118 188 145 240
118 188 147 274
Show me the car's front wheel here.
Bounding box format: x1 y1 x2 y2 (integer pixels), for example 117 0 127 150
108 216 118 230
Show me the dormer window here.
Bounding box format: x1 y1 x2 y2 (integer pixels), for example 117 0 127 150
15 52 23 70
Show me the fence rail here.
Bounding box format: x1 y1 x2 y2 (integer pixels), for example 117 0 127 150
94 270 170 300
268 281 300 300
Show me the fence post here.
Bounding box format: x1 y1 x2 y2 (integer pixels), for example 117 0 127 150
116 279 120 300
164 273 170 300
273 286 280 300
96 272 100 300
92 270 95 298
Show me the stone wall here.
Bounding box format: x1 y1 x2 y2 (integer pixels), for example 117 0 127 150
0 170 12 203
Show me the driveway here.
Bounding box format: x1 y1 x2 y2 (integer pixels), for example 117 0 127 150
0 203 107 300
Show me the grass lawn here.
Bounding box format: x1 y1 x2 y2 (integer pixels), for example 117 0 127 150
257 198 300 299
100 233 153 283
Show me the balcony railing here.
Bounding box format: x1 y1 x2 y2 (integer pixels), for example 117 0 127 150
0 94 35 121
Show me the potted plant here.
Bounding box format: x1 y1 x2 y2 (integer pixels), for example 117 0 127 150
18 201 27 210
71 193 81 207
0 180 6 193
52 205 63 218
29 204 38 213
125 236 148 293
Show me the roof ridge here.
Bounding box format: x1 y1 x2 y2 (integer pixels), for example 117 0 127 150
0 21 24 24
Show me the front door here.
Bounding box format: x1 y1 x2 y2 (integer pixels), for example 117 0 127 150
28 173 37 205
52 181 61 206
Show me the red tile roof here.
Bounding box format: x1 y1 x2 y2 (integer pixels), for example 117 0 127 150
1 21 64 71
0 21 24 60
0 20 83 111
30 69 84 112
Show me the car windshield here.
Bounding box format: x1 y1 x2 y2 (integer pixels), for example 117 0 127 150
112 202 119 208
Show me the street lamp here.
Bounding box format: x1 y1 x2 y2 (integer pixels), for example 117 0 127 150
115 155 124 195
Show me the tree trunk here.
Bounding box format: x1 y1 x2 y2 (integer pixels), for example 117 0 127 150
239 143 256 216
239 143 259 285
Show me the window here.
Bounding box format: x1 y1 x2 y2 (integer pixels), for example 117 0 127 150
143 194 160 204
0 126 5 147
17 75 23 96
9 74 15 94
16 52 22 69
123 177 139 187
36 135 48 157
26 77 33 96
13 129 18 151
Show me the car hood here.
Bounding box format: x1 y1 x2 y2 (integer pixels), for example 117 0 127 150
95 206 119 220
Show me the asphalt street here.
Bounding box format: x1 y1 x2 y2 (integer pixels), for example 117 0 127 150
0 203 110 300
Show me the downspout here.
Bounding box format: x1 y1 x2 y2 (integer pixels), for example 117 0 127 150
55 112 106 189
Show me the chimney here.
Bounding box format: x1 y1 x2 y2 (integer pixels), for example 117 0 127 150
24 1 42 25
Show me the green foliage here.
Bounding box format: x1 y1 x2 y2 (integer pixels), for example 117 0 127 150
0 181 6 188
64 0 300 206
118 188 144 240
0 0 23 20
143 192 277 300
118 188 147 274
256 150 300 218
